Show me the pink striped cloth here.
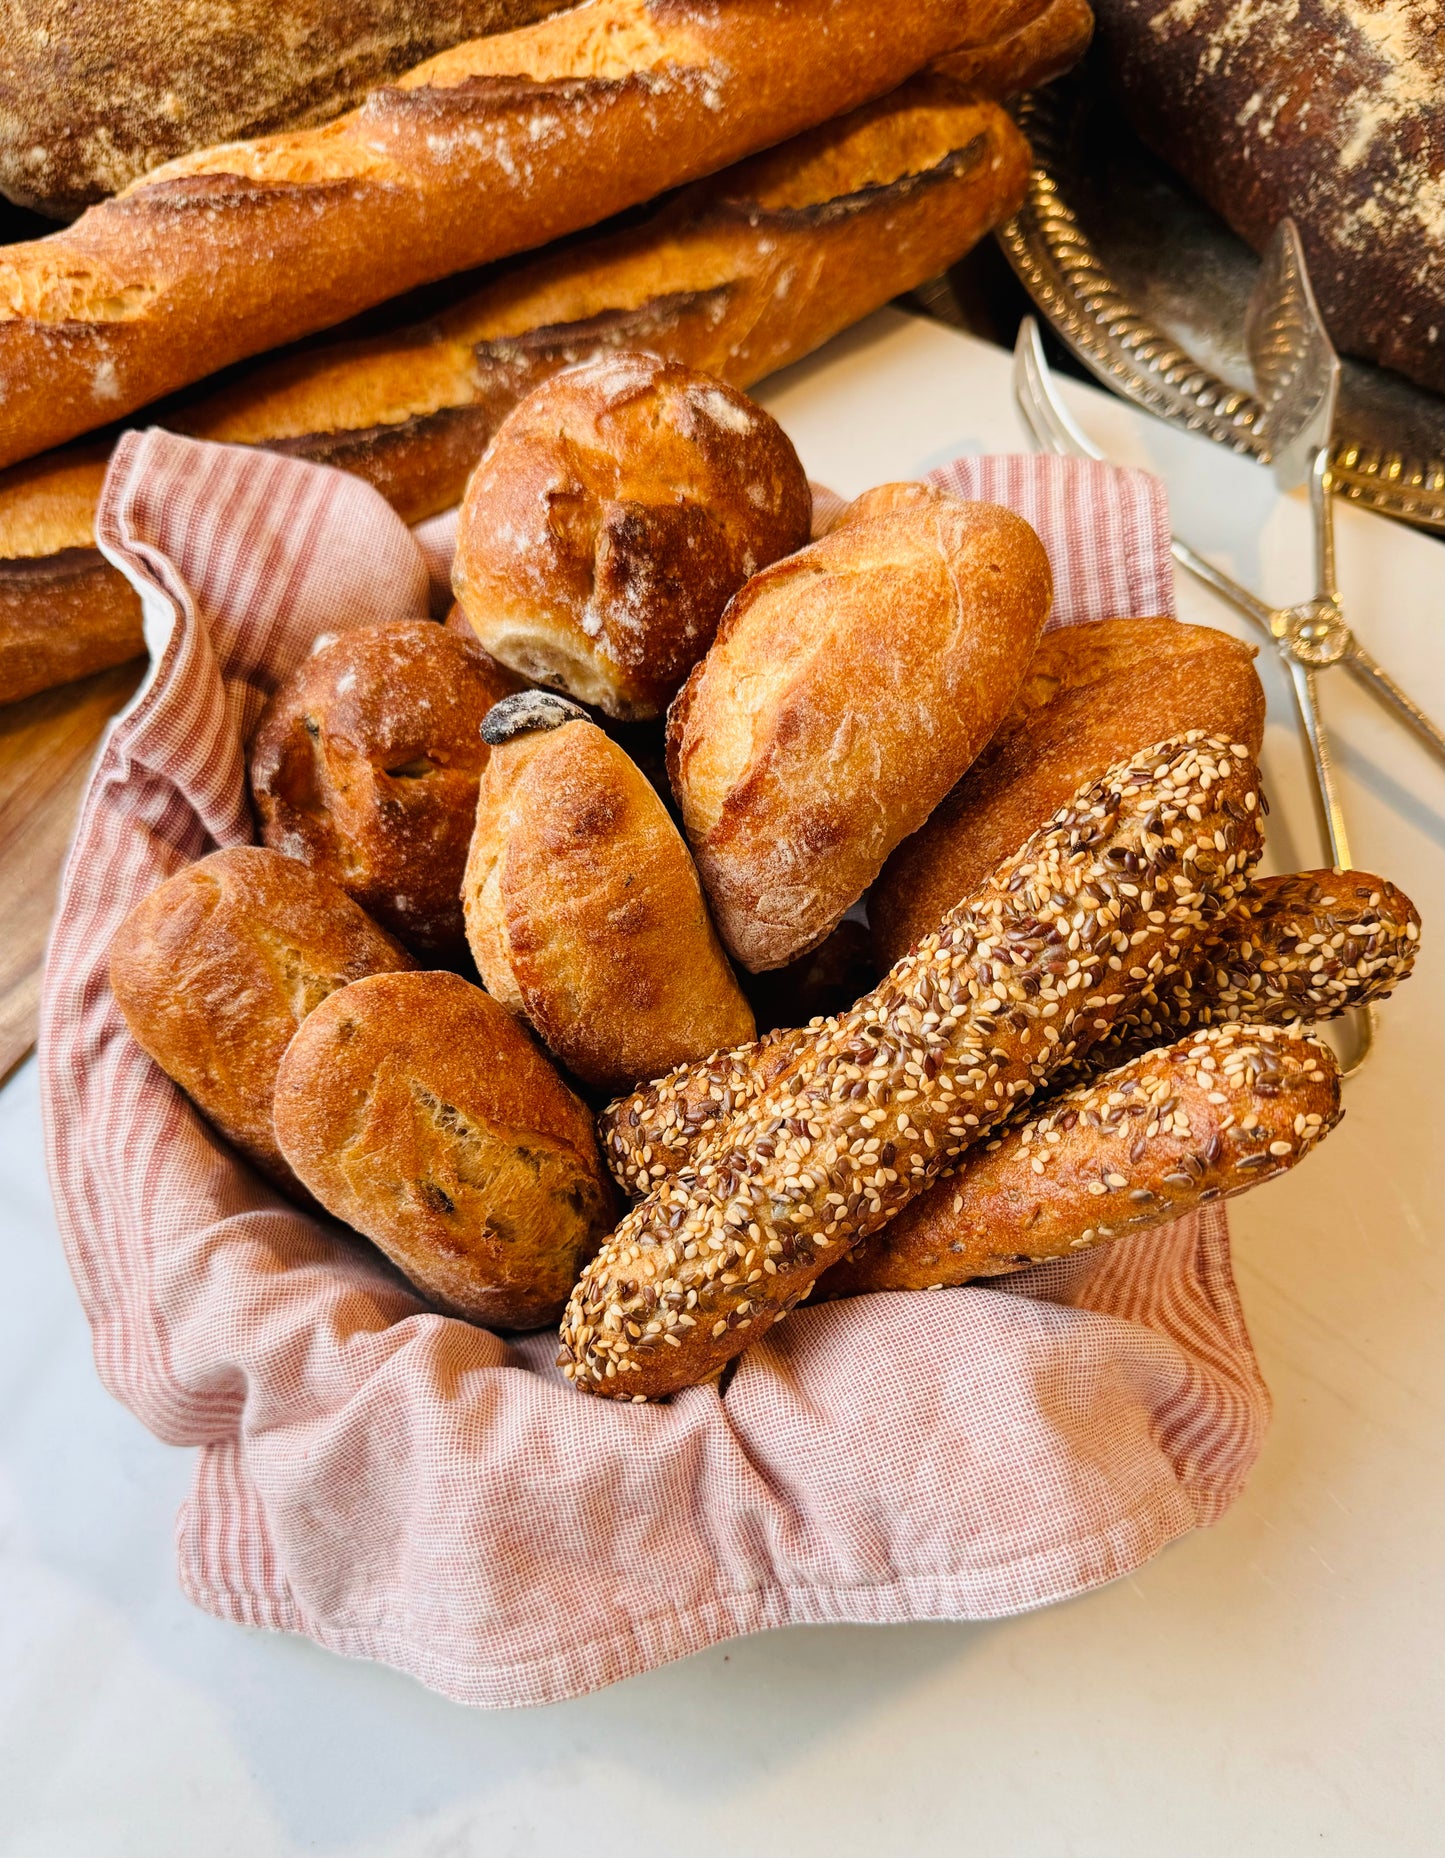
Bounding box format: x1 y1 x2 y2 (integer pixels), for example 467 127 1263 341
40 432 1267 1709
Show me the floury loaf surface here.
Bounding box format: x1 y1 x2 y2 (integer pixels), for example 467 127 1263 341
0 0 1050 468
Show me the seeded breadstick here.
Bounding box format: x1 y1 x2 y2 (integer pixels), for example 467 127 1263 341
815 1023 1341 1299
560 734 1263 1399
1075 868 1420 1075
598 866 1418 1196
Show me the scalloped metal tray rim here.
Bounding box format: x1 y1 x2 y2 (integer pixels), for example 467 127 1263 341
997 85 1445 534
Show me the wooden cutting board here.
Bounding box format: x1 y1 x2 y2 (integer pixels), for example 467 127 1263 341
0 658 145 1084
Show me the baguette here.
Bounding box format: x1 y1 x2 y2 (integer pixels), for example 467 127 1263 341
0 75 1034 705
598 866 1419 1196
0 0 1047 469
559 733 1263 1399
816 1024 1341 1298
0 0 571 221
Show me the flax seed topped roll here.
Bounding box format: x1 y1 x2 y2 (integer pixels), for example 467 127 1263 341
871 616 1265 968
452 354 812 720
666 483 1052 972
273 968 615 1329
249 618 521 955
463 693 754 1095
108 846 414 1190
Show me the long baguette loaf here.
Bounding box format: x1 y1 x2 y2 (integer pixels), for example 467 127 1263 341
559 733 1263 1399
598 867 1419 1196
0 76 1032 705
815 1024 1342 1298
0 0 1046 469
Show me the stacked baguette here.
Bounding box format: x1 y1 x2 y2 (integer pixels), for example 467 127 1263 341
1 69 1040 705
0 0 1049 470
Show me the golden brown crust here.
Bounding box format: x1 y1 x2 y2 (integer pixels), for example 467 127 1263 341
248 619 521 955
272 968 614 1328
817 1023 1341 1297
561 734 1263 1399
0 75 1031 704
452 355 811 719
0 0 570 220
463 711 754 1093
0 0 1045 469
933 0 1094 96
666 485 1052 971
870 616 1265 969
108 845 415 1188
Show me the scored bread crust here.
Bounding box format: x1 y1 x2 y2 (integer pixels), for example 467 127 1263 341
666 484 1052 971
0 75 1033 706
463 714 754 1093
248 619 521 955
815 1023 1342 1297
0 0 1048 469
272 968 615 1329
108 845 415 1189
452 354 811 719
870 616 1266 968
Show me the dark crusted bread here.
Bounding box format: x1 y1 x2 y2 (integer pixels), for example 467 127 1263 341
273 968 615 1329
0 0 569 220
1090 0 1444 392
249 619 522 956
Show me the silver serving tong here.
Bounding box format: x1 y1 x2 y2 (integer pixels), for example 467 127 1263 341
1012 227 1443 1075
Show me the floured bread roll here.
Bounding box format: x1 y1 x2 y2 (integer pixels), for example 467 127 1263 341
451 354 812 719
463 693 754 1094
108 846 414 1190
666 483 1052 971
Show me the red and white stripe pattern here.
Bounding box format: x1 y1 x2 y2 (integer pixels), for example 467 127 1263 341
39 431 1265 1709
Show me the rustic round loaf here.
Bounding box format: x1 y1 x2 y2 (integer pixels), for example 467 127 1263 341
870 616 1265 968
464 694 754 1094
666 482 1052 971
451 353 812 720
272 969 615 1329
248 618 521 955
108 846 414 1189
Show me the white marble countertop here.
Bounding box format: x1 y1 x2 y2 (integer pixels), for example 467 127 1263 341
2 311 1441 1858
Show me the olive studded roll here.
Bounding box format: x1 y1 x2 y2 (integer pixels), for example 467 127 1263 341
560 733 1264 1400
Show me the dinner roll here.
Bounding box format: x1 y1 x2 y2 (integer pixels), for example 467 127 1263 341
870 616 1266 966
451 353 812 720
272 969 615 1329
666 483 1052 970
108 846 414 1188
248 619 521 955
463 693 754 1094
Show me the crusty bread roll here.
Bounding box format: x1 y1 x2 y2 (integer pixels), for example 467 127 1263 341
666 483 1052 971
249 619 521 955
0 74 1034 706
452 355 811 719
0 0 569 220
463 692 754 1093
273 968 615 1328
0 0 1044 469
870 616 1265 968
108 846 414 1188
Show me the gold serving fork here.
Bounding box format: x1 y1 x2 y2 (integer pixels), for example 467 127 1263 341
1012 225 1443 1073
